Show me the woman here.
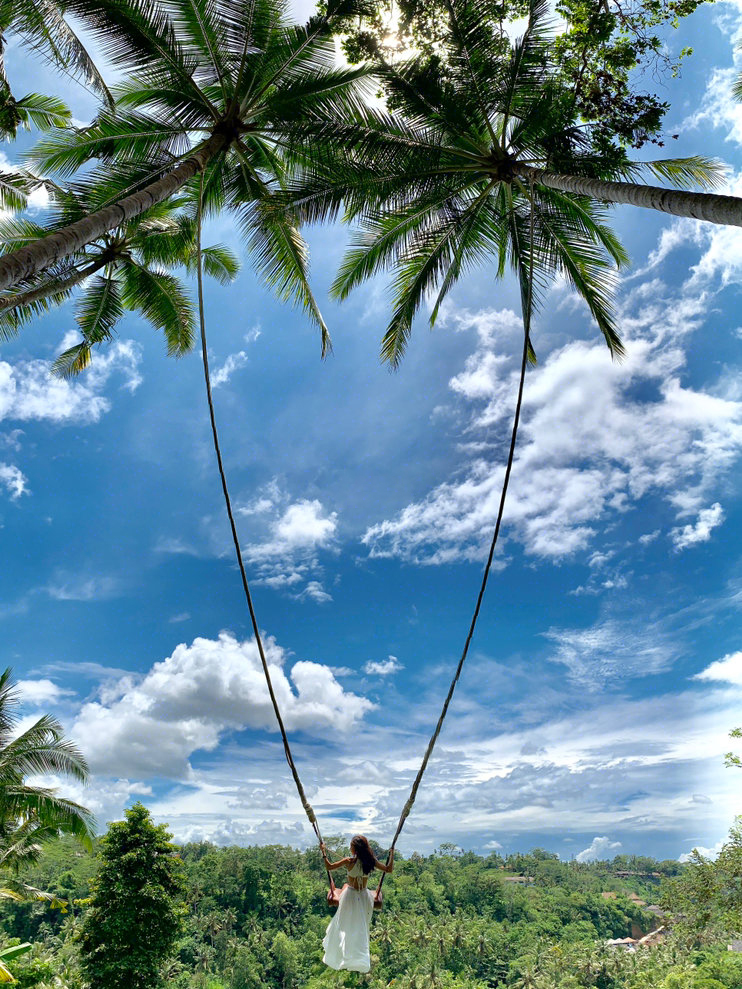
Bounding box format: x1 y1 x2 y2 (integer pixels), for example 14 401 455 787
320 835 394 973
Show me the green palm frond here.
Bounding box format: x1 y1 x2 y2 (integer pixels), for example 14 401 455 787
0 171 36 213
50 341 93 379
10 0 112 106
13 93 70 130
121 260 195 355
639 156 726 191
198 245 240 284
0 940 32 982
242 201 331 356
75 274 124 342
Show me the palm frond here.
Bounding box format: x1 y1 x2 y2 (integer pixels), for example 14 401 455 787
199 245 240 283
50 341 93 379
242 201 330 356
121 260 195 355
640 156 726 191
75 273 124 342
13 93 70 131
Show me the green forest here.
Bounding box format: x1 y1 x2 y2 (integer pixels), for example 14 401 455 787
1 807 741 989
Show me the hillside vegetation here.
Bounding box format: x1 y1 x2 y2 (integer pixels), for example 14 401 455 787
1 817 741 989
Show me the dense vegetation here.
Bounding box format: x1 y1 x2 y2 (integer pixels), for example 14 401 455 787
1 814 740 989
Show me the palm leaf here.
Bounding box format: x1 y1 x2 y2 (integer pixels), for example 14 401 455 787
121 260 195 355
241 201 331 356
75 274 124 342
50 342 93 379
13 93 70 130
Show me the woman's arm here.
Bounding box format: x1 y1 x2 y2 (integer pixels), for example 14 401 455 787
375 849 394 874
320 843 354 872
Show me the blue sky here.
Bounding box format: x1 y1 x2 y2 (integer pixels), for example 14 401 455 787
1 0 741 864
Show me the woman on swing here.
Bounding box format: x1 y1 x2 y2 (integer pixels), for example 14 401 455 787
321 835 394 973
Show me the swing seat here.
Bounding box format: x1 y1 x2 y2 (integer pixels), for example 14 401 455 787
327 881 383 911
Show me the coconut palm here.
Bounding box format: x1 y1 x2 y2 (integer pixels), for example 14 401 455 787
0 0 108 96
0 0 111 144
0 668 94 901
0 186 238 376
281 0 726 365
0 0 371 350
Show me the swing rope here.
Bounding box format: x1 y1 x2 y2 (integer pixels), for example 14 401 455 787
195 175 331 890
375 178 537 891
195 169 536 890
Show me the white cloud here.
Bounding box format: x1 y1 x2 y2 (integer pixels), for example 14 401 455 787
301 580 333 604
72 632 374 778
545 621 677 688
364 655 403 676
362 314 742 565
0 430 23 451
638 530 660 546
576 836 622 862
233 482 339 602
211 350 248 388
679 838 726 863
671 502 725 550
693 650 742 685
16 678 75 705
40 776 152 831
47 574 120 601
0 462 27 499
0 338 141 427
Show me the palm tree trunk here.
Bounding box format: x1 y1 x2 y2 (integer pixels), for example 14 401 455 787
512 162 742 226
0 132 229 293
0 256 107 311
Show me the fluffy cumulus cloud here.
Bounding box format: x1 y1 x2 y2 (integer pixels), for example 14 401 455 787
364 655 403 676
576 836 622 862
236 481 339 601
671 503 725 550
16 678 75 705
0 337 142 500
678 837 727 863
362 302 742 564
72 632 374 778
0 337 141 426
693 651 742 686
0 462 27 499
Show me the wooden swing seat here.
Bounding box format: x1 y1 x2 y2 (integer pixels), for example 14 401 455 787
327 879 383 911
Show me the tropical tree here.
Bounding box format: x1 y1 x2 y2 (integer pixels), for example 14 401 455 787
0 0 108 101
300 0 725 366
78 802 186 989
0 668 94 902
0 0 371 344
725 728 741 769
0 941 31 984
0 188 239 377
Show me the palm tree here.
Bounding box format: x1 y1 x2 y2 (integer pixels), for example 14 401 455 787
0 0 370 343
310 0 724 366
0 0 109 101
0 187 238 376
0 668 94 900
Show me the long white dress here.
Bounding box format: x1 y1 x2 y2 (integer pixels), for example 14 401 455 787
322 859 376 972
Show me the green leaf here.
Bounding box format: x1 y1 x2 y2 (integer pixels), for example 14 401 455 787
75 274 124 342
121 260 195 355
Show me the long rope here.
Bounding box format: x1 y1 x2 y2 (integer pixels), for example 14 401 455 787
195 168 536 891
375 179 537 891
194 175 332 891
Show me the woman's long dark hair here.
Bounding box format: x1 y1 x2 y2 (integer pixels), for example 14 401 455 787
350 835 376 874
